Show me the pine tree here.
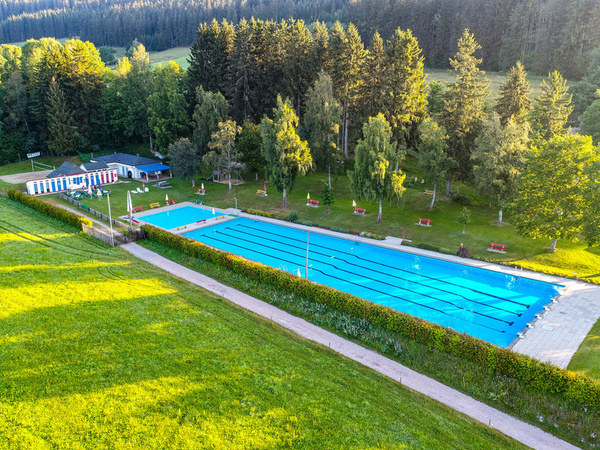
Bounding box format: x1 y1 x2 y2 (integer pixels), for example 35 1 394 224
531 71 573 140
442 29 490 182
348 113 406 220
358 31 387 126
495 61 532 125
260 96 312 205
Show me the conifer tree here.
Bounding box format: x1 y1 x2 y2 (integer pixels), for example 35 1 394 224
348 113 406 220
385 28 428 149
442 29 490 183
260 96 312 205
358 31 387 126
192 87 229 156
46 77 79 155
531 71 573 140
495 61 532 125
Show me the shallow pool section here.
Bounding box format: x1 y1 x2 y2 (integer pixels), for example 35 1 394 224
183 218 563 347
139 205 223 229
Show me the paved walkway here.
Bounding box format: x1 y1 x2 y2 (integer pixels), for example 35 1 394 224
122 242 578 450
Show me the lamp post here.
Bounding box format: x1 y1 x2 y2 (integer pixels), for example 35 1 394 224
305 231 309 278
107 192 114 247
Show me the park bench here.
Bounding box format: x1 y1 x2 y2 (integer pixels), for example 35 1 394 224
423 190 434 196
149 202 161 209
166 199 176 205
487 242 507 253
307 199 320 207
353 207 366 215
255 189 267 196
132 206 144 213
416 218 431 227
196 188 205 195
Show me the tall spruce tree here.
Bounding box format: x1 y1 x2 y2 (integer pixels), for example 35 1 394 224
192 87 230 157
385 28 428 150
358 31 387 126
328 22 366 159
46 77 79 155
495 61 532 125
442 29 490 184
348 113 406 220
531 71 573 140
260 96 312 205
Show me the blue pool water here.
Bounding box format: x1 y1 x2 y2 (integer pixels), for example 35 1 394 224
140 205 223 229
183 218 563 347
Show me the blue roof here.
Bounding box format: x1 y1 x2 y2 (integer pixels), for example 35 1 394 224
137 163 172 172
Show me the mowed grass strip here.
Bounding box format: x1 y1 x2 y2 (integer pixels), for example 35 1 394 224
0 197 527 449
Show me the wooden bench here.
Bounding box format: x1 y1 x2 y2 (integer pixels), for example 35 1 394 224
132 206 144 213
255 189 267 196
423 190 434 196
149 202 161 209
416 218 431 226
166 199 176 205
307 199 320 207
196 188 205 195
487 242 507 253
353 207 366 215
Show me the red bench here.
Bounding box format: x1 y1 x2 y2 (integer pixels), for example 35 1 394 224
416 218 431 226
132 206 144 213
166 199 176 205
354 207 366 215
488 242 506 253
196 188 205 195
307 199 320 207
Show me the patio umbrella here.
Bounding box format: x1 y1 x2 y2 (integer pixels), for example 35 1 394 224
127 190 133 214
201 183 205 190
97 189 102 198
165 193 169 202
307 193 310 200
143 182 145 189
263 183 266 192
212 208 215 215
352 200 357 207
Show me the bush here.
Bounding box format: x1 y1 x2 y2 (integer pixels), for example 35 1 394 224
244 208 277 219
142 222 600 408
288 210 299 222
452 193 473 205
457 244 471 258
7 189 92 230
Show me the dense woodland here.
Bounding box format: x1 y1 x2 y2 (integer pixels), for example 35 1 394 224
1 0 599 79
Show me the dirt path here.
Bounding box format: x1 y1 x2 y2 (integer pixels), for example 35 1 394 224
0 170 52 184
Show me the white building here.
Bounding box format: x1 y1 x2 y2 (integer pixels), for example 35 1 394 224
25 162 118 195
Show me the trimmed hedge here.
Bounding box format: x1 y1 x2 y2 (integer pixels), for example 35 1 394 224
7 188 93 230
142 223 600 407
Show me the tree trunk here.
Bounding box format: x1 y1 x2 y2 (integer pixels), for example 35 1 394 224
429 180 436 210
283 188 287 205
148 130 154 151
378 197 382 221
550 238 557 252
343 101 349 159
446 177 452 196
462 224 466 234
498 208 503 225
328 164 331 189
228 173 232 191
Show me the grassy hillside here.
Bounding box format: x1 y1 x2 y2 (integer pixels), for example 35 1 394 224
0 196 527 449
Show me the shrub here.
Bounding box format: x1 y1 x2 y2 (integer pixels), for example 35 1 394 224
457 244 471 258
288 210 299 222
142 222 600 408
7 189 91 230
452 193 473 205
244 208 277 219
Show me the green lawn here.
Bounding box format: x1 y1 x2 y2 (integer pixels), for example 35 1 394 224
0 196 527 449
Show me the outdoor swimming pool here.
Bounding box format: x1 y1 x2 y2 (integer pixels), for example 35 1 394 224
139 205 223 229
183 218 563 347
